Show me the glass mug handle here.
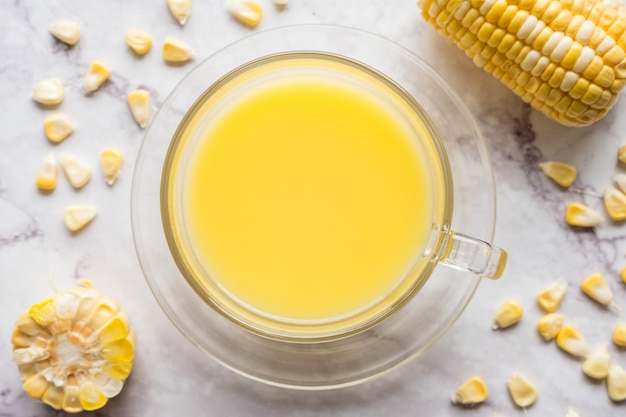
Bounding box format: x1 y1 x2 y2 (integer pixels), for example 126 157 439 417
438 231 507 280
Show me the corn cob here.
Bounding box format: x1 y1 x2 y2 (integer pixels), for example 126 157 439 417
418 0 626 127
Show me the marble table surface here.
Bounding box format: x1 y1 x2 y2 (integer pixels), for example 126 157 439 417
2 0 626 416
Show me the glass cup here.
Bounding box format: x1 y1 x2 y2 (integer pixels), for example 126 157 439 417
132 25 507 388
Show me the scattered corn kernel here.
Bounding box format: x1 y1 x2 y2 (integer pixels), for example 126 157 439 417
162 37 194 63
32 79 64 105
565 202 603 227
12 282 134 412
614 174 626 194
556 324 589 357
536 281 567 312
101 149 123 185
43 113 73 143
83 61 110 93
273 0 288 6
619 145 626 165
507 373 538 408
35 153 58 191
493 298 523 329
59 153 91 189
127 90 150 128
581 273 615 306
537 313 564 341
124 29 152 55
614 324 626 347
227 0 263 27
539 161 577 187
168 0 191 25
582 345 610 379
608 365 626 402
604 186 626 221
452 376 488 406
565 409 581 417
64 205 97 232
49 20 80 45
621 267 626 284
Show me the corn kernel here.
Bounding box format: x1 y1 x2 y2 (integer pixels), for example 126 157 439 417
604 186 626 221
43 113 73 143
64 206 97 232
556 324 588 357
621 266 626 284
613 173 626 194
127 90 150 128
162 37 194 63
536 281 567 312
168 0 191 25
32 78 64 105
101 149 123 186
614 323 626 347
452 376 488 406
35 153 58 191
582 345 610 379
59 153 91 189
49 20 80 45
124 29 152 55
537 313 564 341
565 202 603 227
493 298 523 329
565 408 581 417
507 373 538 408
274 0 288 6
608 365 626 402
83 61 110 93
581 272 615 306
619 144 626 164
227 0 263 27
538 161 577 187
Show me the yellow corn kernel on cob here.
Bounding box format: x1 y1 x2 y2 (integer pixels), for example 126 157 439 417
536 281 567 312
608 365 626 402
35 153 58 191
581 272 615 306
507 373 538 408
125 29 152 55
418 0 626 127
556 324 589 357
101 149 124 185
49 20 80 45
227 0 263 27
452 376 488 406
539 161 577 187
12 281 134 412
64 206 97 232
162 37 194 63
537 312 564 341
83 61 110 93
168 0 191 25
43 113 73 143
619 144 626 164
127 90 150 128
493 298 524 329
614 323 626 346
59 153 91 189
582 345 610 379
32 79 64 105
604 185 626 220
565 202 603 227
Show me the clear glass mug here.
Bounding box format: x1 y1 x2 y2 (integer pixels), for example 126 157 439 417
132 25 507 388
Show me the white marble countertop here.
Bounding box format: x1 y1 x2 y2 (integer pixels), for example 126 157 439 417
2 0 626 415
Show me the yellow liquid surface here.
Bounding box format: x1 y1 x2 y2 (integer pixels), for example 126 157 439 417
175 57 440 328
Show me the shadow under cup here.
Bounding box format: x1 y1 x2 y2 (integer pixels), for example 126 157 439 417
132 24 503 389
